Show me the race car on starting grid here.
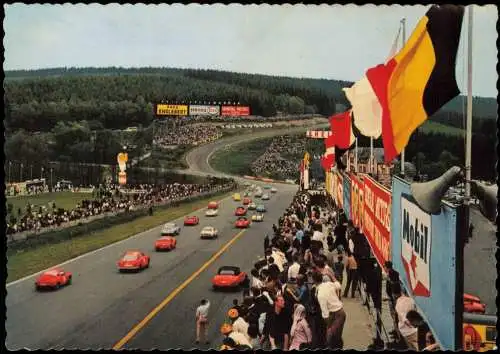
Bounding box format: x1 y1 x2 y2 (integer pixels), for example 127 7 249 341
251 213 264 222
256 204 267 213
155 236 177 251
205 208 218 217
200 226 219 239
117 250 150 272
235 217 251 228
212 266 248 290
184 215 199 226
235 206 247 216
35 268 72 291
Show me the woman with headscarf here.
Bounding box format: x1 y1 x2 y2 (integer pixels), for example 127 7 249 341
289 304 313 350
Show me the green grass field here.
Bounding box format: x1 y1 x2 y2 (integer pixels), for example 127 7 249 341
209 137 275 176
419 120 465 136
7 190 234 283
5 192 93 220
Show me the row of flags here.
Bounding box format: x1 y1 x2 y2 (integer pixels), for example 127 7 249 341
319 5 465 172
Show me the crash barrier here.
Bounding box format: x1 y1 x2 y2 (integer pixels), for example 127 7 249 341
220 123 273 129
6 184 237 251
73 187 95 194
241 175 296 185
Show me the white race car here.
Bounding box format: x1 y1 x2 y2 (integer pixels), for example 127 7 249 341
251 214 264 222
271 187 277 193
248 203 257 210
200 226 218 239
261 194 270 200
161 222 181 236
254 190 263 198
205 209 218 217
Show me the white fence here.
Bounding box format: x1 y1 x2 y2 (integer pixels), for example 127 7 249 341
220 123 274 129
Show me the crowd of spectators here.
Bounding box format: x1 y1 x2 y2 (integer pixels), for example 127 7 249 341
251 135 308 180
6 181 234 237
213 189 435 351
155 114 321 124
153 123 222 147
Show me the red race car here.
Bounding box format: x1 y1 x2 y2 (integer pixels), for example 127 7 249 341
35 268 72 291
208 201 219 210
212 266 248 290
117 250 150 272
184 215 199 226
235 217 251 228
235 207 247 216
242 198 252 205
464 293 486 314
155 236 177 251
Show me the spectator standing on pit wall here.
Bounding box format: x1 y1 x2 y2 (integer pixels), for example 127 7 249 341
195 299 210 344
343 249 359 298
262 295 292 350
394 286 419 350
313 271 346 350
289 304 313 350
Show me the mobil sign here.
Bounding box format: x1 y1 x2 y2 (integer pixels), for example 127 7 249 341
401 196 432 296
391 176 463 350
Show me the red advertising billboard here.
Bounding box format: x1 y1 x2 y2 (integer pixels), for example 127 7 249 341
334 171 343 210
221 105 250 116
350 172 364 232
362 174 391 268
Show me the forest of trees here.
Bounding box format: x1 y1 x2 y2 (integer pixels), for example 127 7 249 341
4 67 497 181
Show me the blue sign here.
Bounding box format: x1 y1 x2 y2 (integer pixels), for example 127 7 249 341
391 176 460 350
343 174 351 220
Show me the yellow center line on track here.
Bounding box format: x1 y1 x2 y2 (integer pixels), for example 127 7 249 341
112 229 247 350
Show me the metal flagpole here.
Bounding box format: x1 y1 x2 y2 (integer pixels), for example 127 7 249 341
355 138 358 173
370 137 374 175
400 18 406 177
465 6 473 213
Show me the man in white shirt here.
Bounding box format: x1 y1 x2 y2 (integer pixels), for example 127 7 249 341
287 254 301 281
232 311 250 342
195 299 210 344
394 287 418 350
312 271 346 350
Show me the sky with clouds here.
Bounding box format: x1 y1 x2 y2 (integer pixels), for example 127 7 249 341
4 3 498 97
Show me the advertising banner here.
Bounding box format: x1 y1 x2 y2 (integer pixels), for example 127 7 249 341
391 176 461 350
189 105 220 116
334 171 343 210
350 172 364 233
306 130 333 139
221 105 251 116
362 175 391 268
343 173 351 220
155 104 188 116
118 172 127 185
325 171 331 196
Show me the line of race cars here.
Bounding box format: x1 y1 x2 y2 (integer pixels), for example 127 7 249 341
34 182 276 292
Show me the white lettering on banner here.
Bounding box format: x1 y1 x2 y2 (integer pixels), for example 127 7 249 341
363 212 375 240
375 197 391 230
401 197 432 297
189 105 220 116
364 186 374 213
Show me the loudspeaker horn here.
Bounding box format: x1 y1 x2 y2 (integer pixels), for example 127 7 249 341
410 166 463 214
470 180 498 223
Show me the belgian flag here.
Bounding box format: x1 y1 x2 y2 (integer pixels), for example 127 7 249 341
366 5 465 163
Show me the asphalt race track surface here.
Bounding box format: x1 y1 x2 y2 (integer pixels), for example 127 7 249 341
464 207 497 315
6 131 300 350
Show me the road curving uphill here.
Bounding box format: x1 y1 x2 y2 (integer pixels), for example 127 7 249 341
6 128 302 350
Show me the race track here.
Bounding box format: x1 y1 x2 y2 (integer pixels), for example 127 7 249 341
6 132 300 350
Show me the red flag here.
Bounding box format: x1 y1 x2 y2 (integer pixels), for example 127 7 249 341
329 111 355 149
